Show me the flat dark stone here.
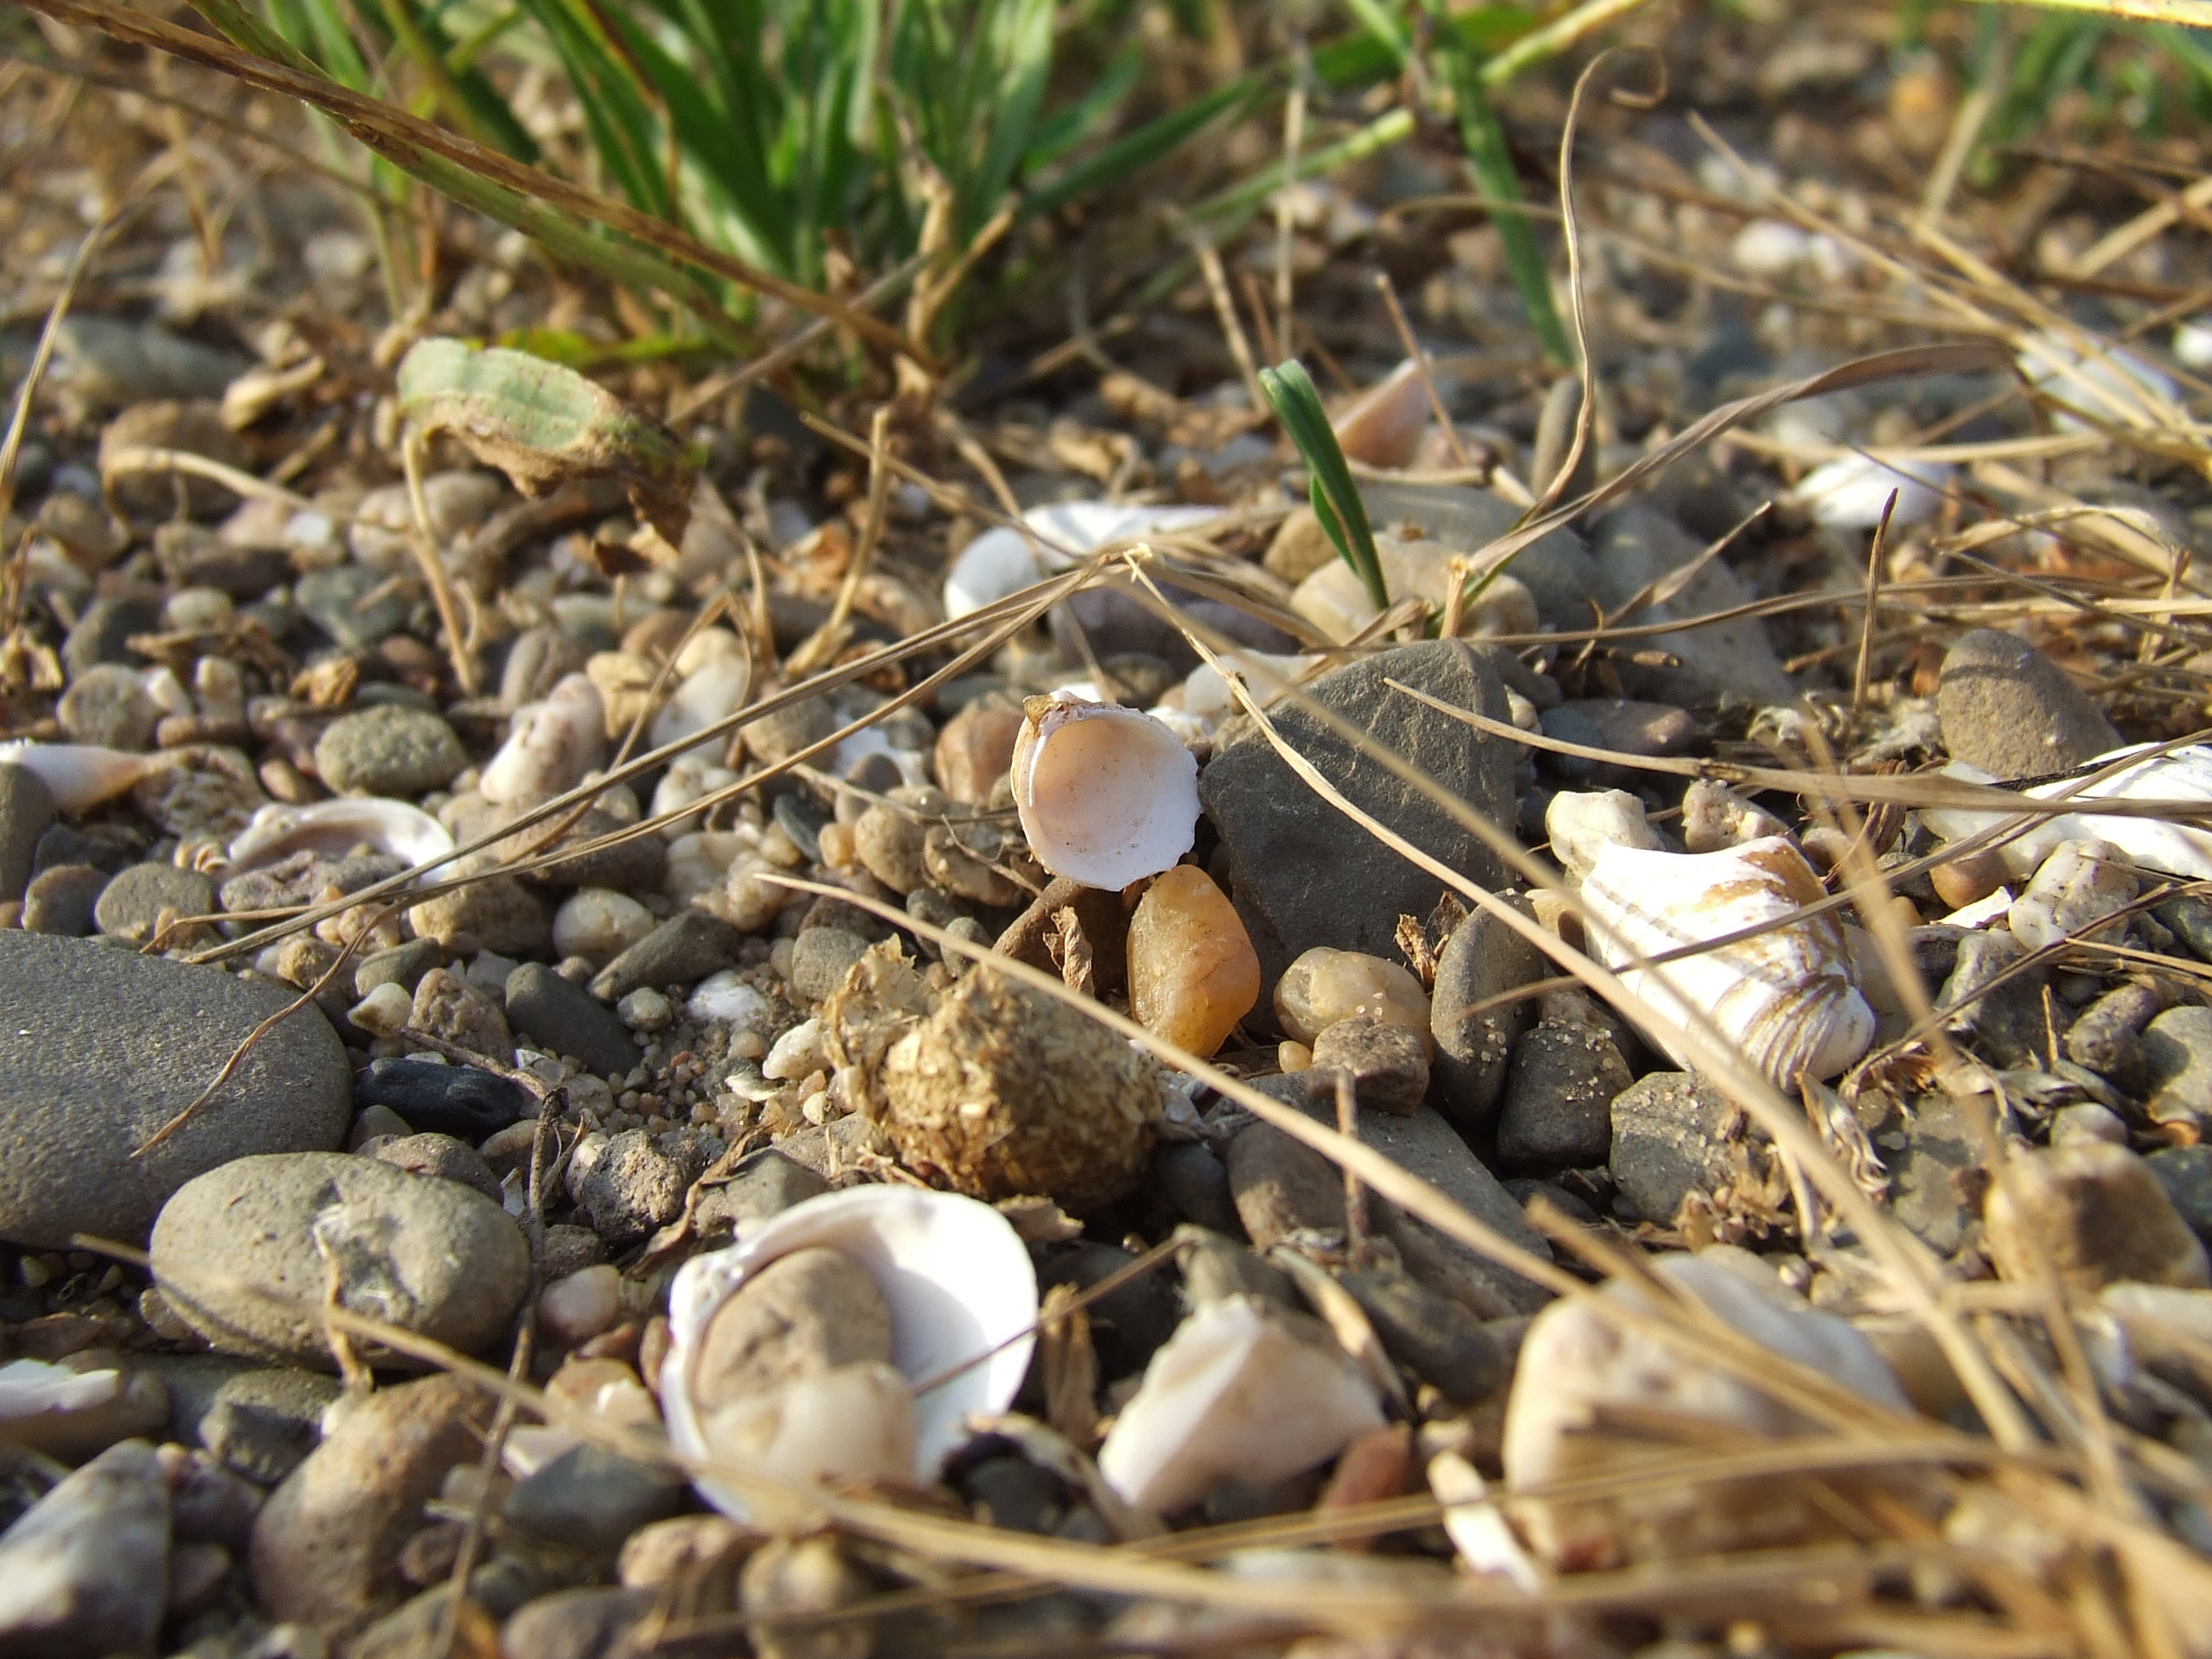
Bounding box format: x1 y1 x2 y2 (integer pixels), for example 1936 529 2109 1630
355 1057 532 1141
505 962 637 1079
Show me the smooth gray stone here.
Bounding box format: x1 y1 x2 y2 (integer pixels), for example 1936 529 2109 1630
0 1441 169 1658
506 961 637 1078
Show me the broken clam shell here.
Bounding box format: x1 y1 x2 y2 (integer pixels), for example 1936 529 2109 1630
943 503 1220 620
227 797 456 875
1010 694 1198 891
661 1185 1038 1523
1920 743 2212 882
0 742 156 813
1581 835 1875 1086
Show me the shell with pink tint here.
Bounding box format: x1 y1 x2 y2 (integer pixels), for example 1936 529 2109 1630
1010 694 1198 891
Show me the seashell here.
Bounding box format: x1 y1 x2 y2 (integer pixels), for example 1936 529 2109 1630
1545 789 1663 883
1580 835 1875 1086
481 673 607 806
1921 744 2212 882
1790 453 1953 530
649 651 751 757
1010 694 1197 890
1330 358 1429 470
1165 650 1322 734
2008 839 2137 952
1096 1294 1385 1515
661 1185 1038 1524
227 796 456 874
2017 327 2177 430
0 742 157 813
942 502 1220 620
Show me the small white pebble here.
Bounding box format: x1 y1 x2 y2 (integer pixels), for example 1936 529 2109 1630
2176 319 2212 372
538 1264 623 1347
730 1028 767 1062
553 888 655 963
685 970 773 1031
618 987 674 1032
348 981 413 1036
466 951 519 993
762 1017 826 1081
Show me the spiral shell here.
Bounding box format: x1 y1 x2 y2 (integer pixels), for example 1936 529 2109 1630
1010 694 1197 891
1581 835 1874 1086
661 1185 1037 1525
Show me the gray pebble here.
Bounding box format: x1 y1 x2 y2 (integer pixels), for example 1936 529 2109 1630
1310 1016 1430 1115
1586 507 1795 705
500 1586 656 1659
1340 1269 1505 1404
1179 1229 1298 1307
57 662 159 750
1153 1142 1241 1235
93 860 216 943
0 1441 169 1657
150 1150 529 1366
315 705 466 796
354 938 444 998
500 806 666 891
296 565 407 649
1939 929 2057 1068
504 1445 685 1557
541 1224 608 1280
62 591 162 678
853 801 930 894
2144 1006 2212 1133
1886 1092 1980 1256
569 1129 701 1243
1225 1121 1343 1249
0 764 55 903
100 399 247 518
590 909 742 1001
2148 1145 2212 1243
1608 1070 1749 1225
1495 992 1630 1173
0 933 352 1247
790 925 870 1003
505 961 636 1078
742 696 838 765
21 863 105 936
2067 980 2166 1090
1430 899 1544 1132
55 315 243 405
361 1132 504 1201
142 1353 341 1485
1936 629 2121 780
692 1149 830 1240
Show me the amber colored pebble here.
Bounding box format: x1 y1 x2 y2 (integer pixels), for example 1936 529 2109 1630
1126 864 1260 1058
1316 1424 1413 1551
1930 846 2008 912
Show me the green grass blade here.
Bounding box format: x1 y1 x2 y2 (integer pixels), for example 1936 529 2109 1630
1434 42 1571 367
509 0 672 219
1024 35 1139 168
1027 68 1270 214
1260 360 1388 612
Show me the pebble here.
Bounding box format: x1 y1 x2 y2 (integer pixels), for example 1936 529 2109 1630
541 1224 608 1279
569 1129 701 1243
57 662 160 750
1939 929 2055 1068
501 1586 656 1659
2147 1146 2212 1242
591 909 742 1001
540 1264 623 1348
740 1535 880 1659
2067 980 2165 1089
619 1514 748 1588
1127 864 1260 1058
91 859 216 943
361 1131 504 1201
1607 1071 1750 1226
100 398 248 517
314 705 466 796
790 925 870 1003
692 1248 894 1411
501 806 667 892
1180 1231 1298 1308
853 796 934 894
295 565 408 649
1429 900 1544 1132
484 675 607 805
1273 947 1429 1047
1039 1242 1183 1378
55 315 246 406
505 962 637 1078
0 933 352 1247
0 1440 170 1657
1553 698 1697 760
1880 1092 1979 1255
249 1373 492 1636
551 888 655 963
686 969 775 1031
348 470 505 568
1936 629 2121 780
353 937 443 999
1495 991 1631 1173
62 591 162 678
2052 1102 2131 1148
143 1353 341 1484
0 764 55 901
1310 1015 1430 1115
693 1150 831 1238
1226 1121 1345 1247
2143 1006 2212 1132
934 698 1025 804
2009 839 2136 951
1586 508 1795 705
20 863 107 935
1504 1252 1908 1568
1154 1142 1241 1235
1983 1142 2210 1292
409 965 513 1059
150 1150 530 1366
742 695 839 766
1338 1270 1505 1404
0 1353 168 1463
617 986 672 1032
1197 642 1517 1003
504 1441 687 1557
762 1018 827 1081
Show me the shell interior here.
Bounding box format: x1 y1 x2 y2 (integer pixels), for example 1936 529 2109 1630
1922 744 2212 882
0 742 155 813
1011 697 1198 891
661 1185 1038 1524
227 798 457 875
942 503 1220 620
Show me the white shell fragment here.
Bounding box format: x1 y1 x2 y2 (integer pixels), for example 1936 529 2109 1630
1920 744 2212 882
1503 1251 1909 1569
0 742 157 812
649 651 751 757
481 673 608 806
0 1357 122 1420
1097 1295 1385 1516
661 1185 1037 1524
943 503 1220 620
2008 839 2137 952
227 797 456 874
1791 454 1953 530
1545 789 1663 883
2017 327 2178 430
1010 695 1198 890
1581 835 1875 1086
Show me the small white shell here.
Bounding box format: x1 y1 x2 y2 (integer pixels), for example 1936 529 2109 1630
1581 835 1875 1086
2017 327 2178 430
1921 744 2212 882
661 1185 1037 1524
1545 789 1662 883
0 742 156 813
227 797 456 874
943 503 1220 620
481 673 607 806
1010 695 1198 891
2008 839 2138 952
1095 1295 1385 1515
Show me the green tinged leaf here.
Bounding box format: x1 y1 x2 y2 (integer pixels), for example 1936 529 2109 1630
1259 360 1388 613
397 338 700 538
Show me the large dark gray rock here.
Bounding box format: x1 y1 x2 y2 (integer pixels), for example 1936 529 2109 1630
1937 628 2120 781
0 934 352 1248
1198 641 1520 1010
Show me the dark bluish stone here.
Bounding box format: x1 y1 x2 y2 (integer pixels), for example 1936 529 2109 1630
355 1057 530 1140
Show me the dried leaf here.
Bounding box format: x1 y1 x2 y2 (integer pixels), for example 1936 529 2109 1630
396 338 697 541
